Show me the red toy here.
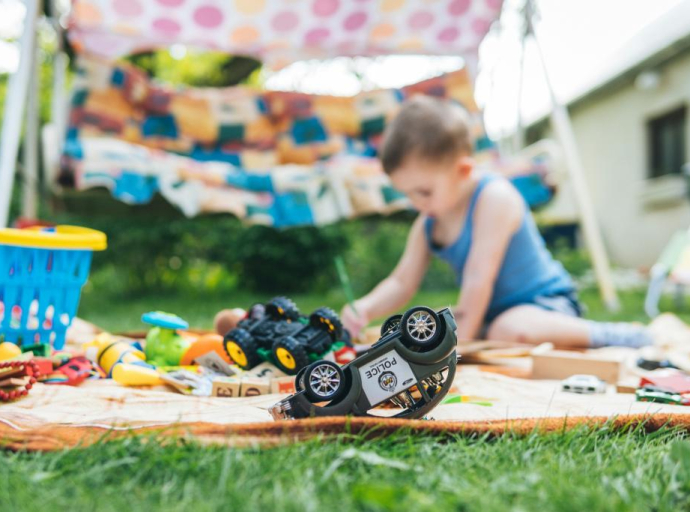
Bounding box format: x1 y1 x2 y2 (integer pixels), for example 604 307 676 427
32 357 54 379
0 360 41 401
639 369 690 394
55 356 98 386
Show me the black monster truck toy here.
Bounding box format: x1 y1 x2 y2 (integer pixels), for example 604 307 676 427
223 297 345 375
268 306 458 420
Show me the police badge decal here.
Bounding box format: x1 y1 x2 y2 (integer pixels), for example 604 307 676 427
379 371 397 392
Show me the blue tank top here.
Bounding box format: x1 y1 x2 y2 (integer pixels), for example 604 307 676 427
425 174 574 321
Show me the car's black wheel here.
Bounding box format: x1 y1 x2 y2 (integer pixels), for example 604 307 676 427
400 306 443 349
272 336 310 375
266 297 301 321
295 366 307 392
380 314 403 336
223 328 261 370
309 307 344 341
303 360 346 403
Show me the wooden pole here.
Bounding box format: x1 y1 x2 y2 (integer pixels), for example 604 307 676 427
525 0 620 311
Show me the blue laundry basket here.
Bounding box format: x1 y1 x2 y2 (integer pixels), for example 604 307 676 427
0 226 107 350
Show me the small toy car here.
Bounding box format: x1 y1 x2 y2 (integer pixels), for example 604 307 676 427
269 306 458 420
561 374 607 394
223 297 345 375
635 386 690 406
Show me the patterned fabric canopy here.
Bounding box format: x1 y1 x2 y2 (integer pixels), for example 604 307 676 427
69 0 503 66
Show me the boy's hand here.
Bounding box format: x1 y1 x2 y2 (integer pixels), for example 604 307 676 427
341 303 369 340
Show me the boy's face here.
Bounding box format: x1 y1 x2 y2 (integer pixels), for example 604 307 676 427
389 155 472 218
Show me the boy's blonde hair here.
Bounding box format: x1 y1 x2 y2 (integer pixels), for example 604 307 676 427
380 95 474 174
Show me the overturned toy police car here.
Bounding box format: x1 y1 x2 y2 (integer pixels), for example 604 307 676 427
269 306 458 420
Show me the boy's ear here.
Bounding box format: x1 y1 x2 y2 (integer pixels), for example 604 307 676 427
455 155 474 178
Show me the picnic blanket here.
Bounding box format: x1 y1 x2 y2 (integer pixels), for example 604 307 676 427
3 312 690 451
0 368 686 452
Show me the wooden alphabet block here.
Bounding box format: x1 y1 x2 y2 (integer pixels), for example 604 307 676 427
211 376 241 398
244 362 287 380
616 382 638 394
270 376 296 395
531 350 622 384
240 377 271 397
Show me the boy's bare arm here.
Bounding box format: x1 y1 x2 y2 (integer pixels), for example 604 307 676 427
355 215 431 321
454 181 523 341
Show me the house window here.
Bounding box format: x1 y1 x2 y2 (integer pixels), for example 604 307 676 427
648 106 687 178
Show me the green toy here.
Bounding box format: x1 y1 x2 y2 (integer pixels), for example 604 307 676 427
20 342 51 357
142 312 191 367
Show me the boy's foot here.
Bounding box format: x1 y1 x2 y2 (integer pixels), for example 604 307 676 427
587 321 653 349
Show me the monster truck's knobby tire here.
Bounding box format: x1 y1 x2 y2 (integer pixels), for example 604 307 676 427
272 336 310 375
303 360 347 403
223 328 261 370
400 306 443 350
380 314 403 336
265 296 301 321
246 303 265 320
340 329 354 347
309 307 344 341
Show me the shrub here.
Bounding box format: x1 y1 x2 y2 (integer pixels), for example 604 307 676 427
51 212 350 295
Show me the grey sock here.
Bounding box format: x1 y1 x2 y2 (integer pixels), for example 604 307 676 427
587 321 653 349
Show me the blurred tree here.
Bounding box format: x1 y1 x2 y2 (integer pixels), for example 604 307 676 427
126 50 262 88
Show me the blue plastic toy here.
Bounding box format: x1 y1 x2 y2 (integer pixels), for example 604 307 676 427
0 226 106 349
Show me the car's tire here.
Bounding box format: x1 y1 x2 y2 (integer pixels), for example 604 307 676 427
400 306 443 349
223 328 261 370
266 297 301 321
295 366 307 392
272 336 310 375
380 314 403 336
309 307 344 341
303 360 346 403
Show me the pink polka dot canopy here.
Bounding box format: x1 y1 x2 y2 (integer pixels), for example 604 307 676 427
69 0 503 67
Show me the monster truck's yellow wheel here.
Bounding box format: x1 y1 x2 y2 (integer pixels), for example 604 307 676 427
226 341 248 368
275 347 297 370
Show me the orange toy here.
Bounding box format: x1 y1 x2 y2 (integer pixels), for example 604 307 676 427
180 334 231 366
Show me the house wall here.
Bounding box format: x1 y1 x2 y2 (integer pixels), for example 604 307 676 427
541 51 690 268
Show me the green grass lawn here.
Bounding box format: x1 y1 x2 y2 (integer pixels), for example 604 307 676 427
5 285 690 511
77 282 690 332
2 425 690 511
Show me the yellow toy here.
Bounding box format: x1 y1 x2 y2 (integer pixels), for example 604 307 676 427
111 363 163 386
0 342 21 361
83 333 163 386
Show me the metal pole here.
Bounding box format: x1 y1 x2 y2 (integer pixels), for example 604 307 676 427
22 27 40 220
525 0 620 311
46 0 68 187
0 0 41 228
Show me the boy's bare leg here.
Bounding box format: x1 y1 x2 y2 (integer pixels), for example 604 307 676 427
485 305 592 348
